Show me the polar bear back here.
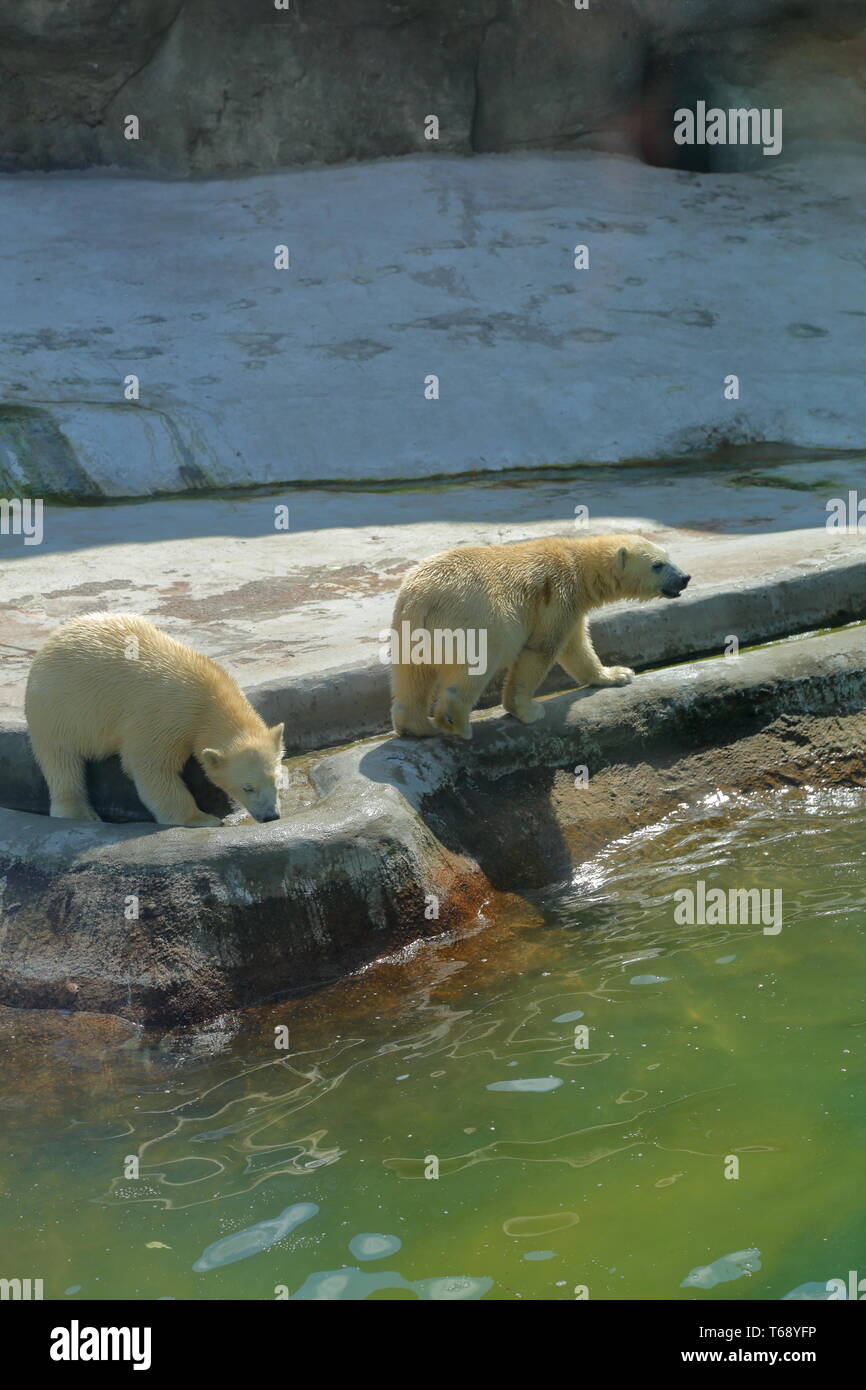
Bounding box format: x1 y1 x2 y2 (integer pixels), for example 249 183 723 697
25 612 243 762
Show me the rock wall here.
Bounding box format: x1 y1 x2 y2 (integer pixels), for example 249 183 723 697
2 1 865 500
1 0 865 175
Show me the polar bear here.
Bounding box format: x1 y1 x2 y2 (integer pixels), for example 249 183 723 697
25 613 284 827
389 533 690 740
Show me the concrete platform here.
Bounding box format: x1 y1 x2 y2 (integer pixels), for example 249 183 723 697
1 457 864 726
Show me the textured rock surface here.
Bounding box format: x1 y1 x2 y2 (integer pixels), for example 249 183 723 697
0 0 864 175
2 149 865 498
0 627 864 1024
2 4 865 499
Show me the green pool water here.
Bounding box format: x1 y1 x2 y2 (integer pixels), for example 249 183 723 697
2 785 865 1301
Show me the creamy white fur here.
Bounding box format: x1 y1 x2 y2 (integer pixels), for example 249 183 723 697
25 613 284 826
390 533 688 739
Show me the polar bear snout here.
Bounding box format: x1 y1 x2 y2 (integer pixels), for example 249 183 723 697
245 792 281 822
660 565 690 598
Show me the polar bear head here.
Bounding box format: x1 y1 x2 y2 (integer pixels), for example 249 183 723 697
615 536 690 601
199 723 285 822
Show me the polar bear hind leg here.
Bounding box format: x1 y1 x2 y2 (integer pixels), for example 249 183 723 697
34 743 100 821
391 660 437 738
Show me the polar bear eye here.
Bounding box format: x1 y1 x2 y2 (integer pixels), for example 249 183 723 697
242 784 255 794
651 562 664 571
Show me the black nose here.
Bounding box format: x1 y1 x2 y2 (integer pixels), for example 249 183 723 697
680 573 691 588
261 812 280 823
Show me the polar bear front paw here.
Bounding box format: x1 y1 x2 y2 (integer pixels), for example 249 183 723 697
595 666 635 687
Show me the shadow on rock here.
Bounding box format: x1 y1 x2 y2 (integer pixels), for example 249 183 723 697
357 694 597 892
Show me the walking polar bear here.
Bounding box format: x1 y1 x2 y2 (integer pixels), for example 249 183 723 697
25 613 284 827
390 533 690 740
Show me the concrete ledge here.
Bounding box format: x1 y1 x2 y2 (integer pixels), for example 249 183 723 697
0 625 864 1024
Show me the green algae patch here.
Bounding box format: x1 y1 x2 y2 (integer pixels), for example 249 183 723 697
0 404 98 501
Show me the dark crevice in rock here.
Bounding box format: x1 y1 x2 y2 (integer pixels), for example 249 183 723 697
468 3 507 154
97 2 186 123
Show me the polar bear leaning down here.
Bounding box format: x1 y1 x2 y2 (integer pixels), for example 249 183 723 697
26 613 285 826
389 533 690 740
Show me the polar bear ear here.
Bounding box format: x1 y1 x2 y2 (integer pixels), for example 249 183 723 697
200 748 224 771
618 546 628 569
270 722 285 753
